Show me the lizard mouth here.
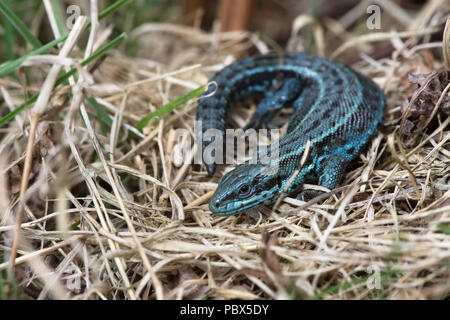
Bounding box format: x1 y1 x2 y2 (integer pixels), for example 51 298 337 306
209 197 262 216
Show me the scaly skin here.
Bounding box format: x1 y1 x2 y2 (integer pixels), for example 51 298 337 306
196 52 385 216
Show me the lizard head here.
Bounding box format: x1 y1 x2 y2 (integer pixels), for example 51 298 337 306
209 163 281 215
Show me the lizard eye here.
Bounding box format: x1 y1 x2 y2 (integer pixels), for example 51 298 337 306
238 184 251 197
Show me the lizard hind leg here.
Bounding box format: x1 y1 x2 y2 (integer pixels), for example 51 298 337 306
297 154 348 201
244 77 302 130
317 154 348 190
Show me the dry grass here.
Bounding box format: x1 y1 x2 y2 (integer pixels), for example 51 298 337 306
0 0 449 300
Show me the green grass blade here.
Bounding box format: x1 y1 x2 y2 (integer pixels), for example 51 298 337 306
0 268 7 300
0 35 68 78
307 274 371 300
54 32 127 87
307 270 401 300
98 0 135 20
0 0 135 78
2 0 14 60
0 33 127 128
136 85 205 131
87 97 113 136
0 95 36 128
0 0 42 49
0 0 134 127
50 0 66 36
437 223 450 235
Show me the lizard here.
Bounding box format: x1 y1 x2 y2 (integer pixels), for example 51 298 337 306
196 52 385 216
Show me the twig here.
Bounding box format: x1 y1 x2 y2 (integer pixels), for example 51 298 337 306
9 16 88 272
272 140 311 212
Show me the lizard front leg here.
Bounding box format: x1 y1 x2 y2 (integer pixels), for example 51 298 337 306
297 154 348 201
